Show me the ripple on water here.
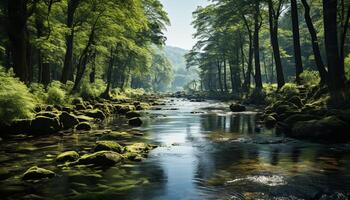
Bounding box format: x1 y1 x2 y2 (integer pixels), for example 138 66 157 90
226 174 287 187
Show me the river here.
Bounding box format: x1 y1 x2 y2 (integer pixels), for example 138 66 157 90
1 98 350 199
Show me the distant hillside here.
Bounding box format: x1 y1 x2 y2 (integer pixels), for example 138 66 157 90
158 46 199 91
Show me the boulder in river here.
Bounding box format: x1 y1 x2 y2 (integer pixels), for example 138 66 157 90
264 115 277 128
56 151 80 162
59 112 79 129
84 109 106 120
77 151 123 166
31 116 61 134
229 104 246 112
128 117 143 126
94 141 124 153
126 111 141 119
75 122 92 131
290 116 349 141
22 166 55 180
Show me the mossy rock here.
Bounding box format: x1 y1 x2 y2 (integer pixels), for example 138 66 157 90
75 122 92 131
75 104 86 110
56 151 79 162
4 119 32 134
125 143 155 154
22 166 55 180
59 112 79 129
229 104 246 112
84 109 106 120
128 117 143 126
290 116 349 141
99 131 133 140
283 114 318 128
77 151 123 166
35 111 59 119
264 115 277 128
75 115 94 122
30 116 61 134
289 96 304 108
126 111 141 119
118 106 131 115
72 98 84 105
94 141 124 153
133 101 141 107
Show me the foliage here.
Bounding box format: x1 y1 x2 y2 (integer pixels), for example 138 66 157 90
0 68 36 124
46 81 66 105
80 79 106 100
299 70 320 86
280 83 299 97
29 83 47 103
345 54 350 80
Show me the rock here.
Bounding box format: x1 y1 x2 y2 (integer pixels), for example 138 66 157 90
59 112 79 129
45 105 54 111
75 115 94 122
125 143 155 154
77 151 123 166
229 104 246 112
99 131 133 140
3 119 32 133
31 116 61 134
128 117 142 126
290 116 349 141
72 98 84 105
133 101 141 107
94 141 124 153
75 104 86 110
126 111 141 119
62 107 72 113
84 109 106 120
118 106 131 115
35 111 58 118
56 151 79 162
264 115 277 128
75 122 91 131
86 105 93 109
22 166 55 180
283 114 317 128
289 96 303 108
135 105 143 110
275 104 298 115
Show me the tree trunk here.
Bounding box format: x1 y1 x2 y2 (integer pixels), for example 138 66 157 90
340 4 350 69
268 0 285 89
41 63 51 85
291 0 303 84
101 50 114 99
217 59 223 92
244 34 253 92
7 0 28 82
253 2 262 90
323 0 346 92
223 56 228 92
61 0 80 84
301 0 328 84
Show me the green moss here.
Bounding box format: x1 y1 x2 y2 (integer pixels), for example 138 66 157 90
56 151 80 162
77 151 123 166
94 141 124 153
22 166 55 180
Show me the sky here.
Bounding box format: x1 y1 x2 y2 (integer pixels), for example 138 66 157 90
159 0 210 50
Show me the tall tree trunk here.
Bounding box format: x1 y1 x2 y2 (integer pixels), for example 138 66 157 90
101 49 114 99
268 0 285 89
323 0 346 92
7 0 28 82
301 0 328 84
291 0 303 84
41 63 51 85
340 5 350 69
217 59 224 92
253 1 262 90
61 0 80 84
223 56 228 92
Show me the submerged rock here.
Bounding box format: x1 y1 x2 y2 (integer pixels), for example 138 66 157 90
59 112 79 129
126 111 141 119
229 104 246 112
99 131 133 140
22 166 55 180
35 111 58 119
290 116 348 141
84 109 106 120
56 151 79 162
75 122 92 131
128 117 143 126
31 116 61 134
94 141 124 153
264 115 277 128
77 151 123 166
75 115 94 122
125 143 155 154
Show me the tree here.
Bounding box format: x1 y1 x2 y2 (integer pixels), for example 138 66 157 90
291 0 303 84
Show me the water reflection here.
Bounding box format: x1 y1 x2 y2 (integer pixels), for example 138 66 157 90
1 99 350 199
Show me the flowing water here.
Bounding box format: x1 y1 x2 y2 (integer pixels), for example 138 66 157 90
1 98 350 199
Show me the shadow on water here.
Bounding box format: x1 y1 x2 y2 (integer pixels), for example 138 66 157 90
1 98 350 199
